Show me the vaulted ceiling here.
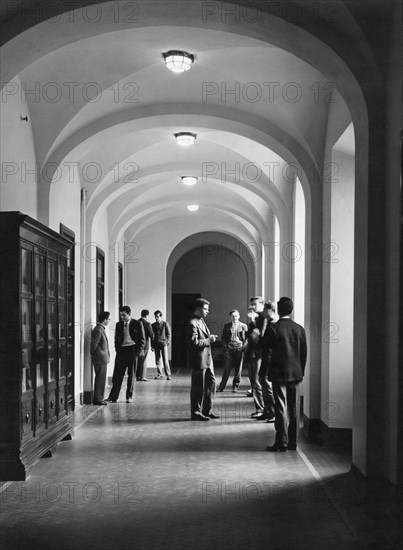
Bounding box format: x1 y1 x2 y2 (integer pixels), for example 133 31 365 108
2 0 354 245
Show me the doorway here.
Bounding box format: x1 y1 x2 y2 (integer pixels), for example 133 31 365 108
171 293 201 369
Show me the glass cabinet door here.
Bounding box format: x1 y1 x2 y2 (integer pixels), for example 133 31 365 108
58 263 66 299
22 299 32 343
21 347 33 392
48 344 57 382
58 303 66 339
36 347 45 388
47 259 57 299
47 302 57 341
35 301 45 342
34 254 45 297
21 248 32 294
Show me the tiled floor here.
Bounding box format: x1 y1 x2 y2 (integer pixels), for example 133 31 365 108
1 371 401 550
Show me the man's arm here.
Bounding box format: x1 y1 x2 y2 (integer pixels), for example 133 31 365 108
221 324 228 350
165 322 171 345
136 321 146 352
90 326 101 357
300 328 308 375
262 324 275 362
114 322 120 352
186 320 211 349
146 323 154 341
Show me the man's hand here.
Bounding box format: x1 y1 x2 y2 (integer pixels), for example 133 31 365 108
209 334 218 343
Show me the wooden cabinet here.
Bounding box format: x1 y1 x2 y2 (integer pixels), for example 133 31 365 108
0 212 73 480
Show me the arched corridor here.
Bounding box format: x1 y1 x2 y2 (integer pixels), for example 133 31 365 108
0 0 402 546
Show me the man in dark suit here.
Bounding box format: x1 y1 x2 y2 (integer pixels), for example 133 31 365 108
152 310 172 379
247 296 275 422
186 298 220 421
137 309 154 381
107 305 145 403
262 297 307 452
90 311 110 405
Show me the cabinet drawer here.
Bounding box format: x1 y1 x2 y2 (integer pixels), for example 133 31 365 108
21 396 34 443
35 389 46 435
58 379 67 419
48 384 57 424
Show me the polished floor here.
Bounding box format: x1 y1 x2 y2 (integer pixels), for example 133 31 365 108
1 370 401 550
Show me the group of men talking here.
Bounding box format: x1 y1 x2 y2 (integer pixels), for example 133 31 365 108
90 294 307 452
187 296 307 452
90 306 172 406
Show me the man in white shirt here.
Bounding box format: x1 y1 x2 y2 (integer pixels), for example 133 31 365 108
217 310 247 392
107 306 145 403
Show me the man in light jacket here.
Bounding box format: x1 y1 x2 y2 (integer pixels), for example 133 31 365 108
90 311 111 405
186 298 220 421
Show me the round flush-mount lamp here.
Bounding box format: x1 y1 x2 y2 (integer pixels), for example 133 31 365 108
163 50 194 73
187 204 199 212
174 132 197 146
181 176 198 186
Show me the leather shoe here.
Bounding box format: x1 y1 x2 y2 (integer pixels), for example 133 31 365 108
266 416 275 423
105 398 116 403
93 401 108 406
251 411 263 418
255 413 269 421
207 412 220 419
266 444 287 452
216 388 223 392
287 444 297 450
191 413 210 421
126 398 132 403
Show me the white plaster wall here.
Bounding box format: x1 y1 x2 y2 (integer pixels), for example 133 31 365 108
327 149 354 429
85 208 113 382
0 76 37 216
293 179 306 326
48 164 82 402
321 141 354 430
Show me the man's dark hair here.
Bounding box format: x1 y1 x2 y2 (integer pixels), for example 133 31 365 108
229 309 239 316
141 309 149 317
98 311 110 322
120 305 131 315
250 296 264 304
195 298 210 309
277 297 293 316
154 310 162 316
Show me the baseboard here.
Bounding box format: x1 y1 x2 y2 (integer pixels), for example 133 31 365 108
302 414 352 451
320 421 352 451
302 415 323 445
83 390 93 405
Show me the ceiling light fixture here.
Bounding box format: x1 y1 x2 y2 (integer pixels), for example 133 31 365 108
181 176 198 186
163 50 194 73
174 132 197 146
187 204 199 212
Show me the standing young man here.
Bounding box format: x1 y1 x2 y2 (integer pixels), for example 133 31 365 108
248 296 275 422
152 310 172 380
186 298 220 421
107 306 145 403
263 297 307 452
90 311 110 405
217 309 247 392
137 309 154 381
